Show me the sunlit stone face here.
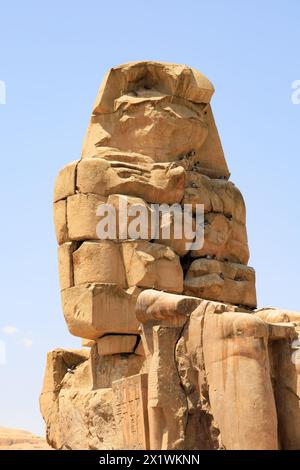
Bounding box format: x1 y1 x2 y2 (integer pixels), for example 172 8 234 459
89 87 209 162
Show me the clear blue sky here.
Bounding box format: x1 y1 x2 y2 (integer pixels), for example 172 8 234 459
0 0 299 436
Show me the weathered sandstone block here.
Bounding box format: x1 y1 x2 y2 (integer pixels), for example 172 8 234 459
146 325 188 450
136 289 201 326
112 374 150 450
53 387 118 449
134 340 145 357
184 258 256 308
122 240 183 293
187 104 229 179
40 349 121 450
53 161 78 202
184 172 246 224
89 345 145 389
97 335 138 356
76 153 185 204
57 242 77 290
83 95 208 163
53 200 68 245
41 349 90 396
106 194 153 240
255 307 300 324
43 61 300 451
157 211 196 256
73 241 126 287
61 283 140 339
253 308 300 449
191 212 249 264
267 322 296 341
180 302 278 449
67 193 106 240
91 61 214 114
82 62 226 168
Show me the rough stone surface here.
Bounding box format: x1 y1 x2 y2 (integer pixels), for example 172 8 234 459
53 199 68 245
67 193 106 240
191 212 249 264
112 374 150 450
41 61 300 450
97 334 138 356
122 240 183 293
73 241 126 287
184 258 257 308
89 345 145 389
254 308 300 450
53 161 78 202
58 242 77 290
77 153 185 204
184 172 246 223
61 283 140 339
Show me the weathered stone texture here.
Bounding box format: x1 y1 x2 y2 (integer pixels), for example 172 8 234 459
41 61 300 451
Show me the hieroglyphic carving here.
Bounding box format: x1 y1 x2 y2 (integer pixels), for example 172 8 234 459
112 373 149 450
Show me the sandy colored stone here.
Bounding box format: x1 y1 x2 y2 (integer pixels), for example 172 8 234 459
107 194 153 240
253 308 300 449
83 95 208 163
146 325 188 450
44 61 300 451
175 301 278 449
269 336 300 450
97 335 138 356
191 212 249 264
255 307 300 324
122 240 183 293
89 345 145 389
0 428 51 450
136 289 201 327
73 240 126 287
77 152 185 204
134 340 145 357
202 307 278 449
67 193 106 240
190 105 229 179
107 195 195 253
156 210 196 256
61 283 140 339
53 199 68 245
40 350 122 449
53 160 78 202
184 258 257 308
40 348 93 449
92 61 214 115
41 348 89 395
184 172 245 223
112 373 150 450
58 242 78 290
175 301 237 450
267 322 296 341
55 388 119 449
81 62 230 177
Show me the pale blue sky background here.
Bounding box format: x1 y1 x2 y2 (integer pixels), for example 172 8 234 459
0 0 299 435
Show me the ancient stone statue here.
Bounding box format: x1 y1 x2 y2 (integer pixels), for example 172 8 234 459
40 61 300 450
